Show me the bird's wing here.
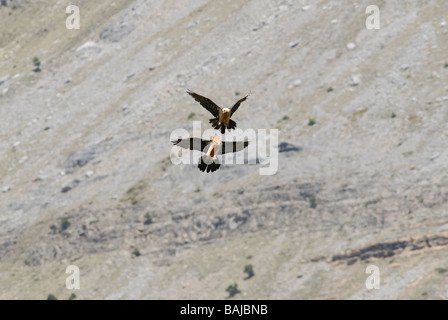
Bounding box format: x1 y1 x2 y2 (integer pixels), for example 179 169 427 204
230 94 249 117
221 141 249 154
172 138 211 153
186 90 221 117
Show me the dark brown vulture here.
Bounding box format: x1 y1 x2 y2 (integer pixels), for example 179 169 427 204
186 90 249 134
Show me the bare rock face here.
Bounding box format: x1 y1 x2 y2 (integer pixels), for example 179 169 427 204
331 234 448 266
1 0 448 300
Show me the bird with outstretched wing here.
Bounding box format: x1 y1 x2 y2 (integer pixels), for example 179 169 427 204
172 134 249 172
186 90 249 134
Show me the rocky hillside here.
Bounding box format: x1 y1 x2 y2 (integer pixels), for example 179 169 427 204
1 0 448 299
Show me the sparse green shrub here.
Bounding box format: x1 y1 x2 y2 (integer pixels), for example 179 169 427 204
244 264 255 279
327 87 333 93
68 293 77 300
132 248 141 257
47 294 58 300
49 225 58 234
226 283 240 298
309 195 317 209
33 56 41 72
435 267 448 274
60 217 70 231
391 113 396 118
308 118 316 126
282 116 289 121
143 213 152 225
188 112 195 120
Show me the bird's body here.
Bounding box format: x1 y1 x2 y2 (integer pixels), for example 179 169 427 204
205 134 220 159
172 134 249 173
219 108 231 127
186 90 249 134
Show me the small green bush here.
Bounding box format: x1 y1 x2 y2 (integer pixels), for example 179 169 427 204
60 217 70 231
132 248 141 257
435 267 447 274
226 283 241 298
49 225 58 234
309 195 317 209
143 213 152 225
33 57 41 72
47 294 58 300
244 264 255 279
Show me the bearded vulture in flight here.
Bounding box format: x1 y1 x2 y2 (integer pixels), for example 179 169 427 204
172 134 249 173
186 90 249 134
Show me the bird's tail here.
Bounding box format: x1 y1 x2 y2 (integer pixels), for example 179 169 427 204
198 155 220 173
228 119 237 130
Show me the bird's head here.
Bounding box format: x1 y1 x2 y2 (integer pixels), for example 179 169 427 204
222 108 230 114
211 134 221 144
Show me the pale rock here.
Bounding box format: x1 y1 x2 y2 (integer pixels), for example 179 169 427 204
347 42 356 51
349 75 361 86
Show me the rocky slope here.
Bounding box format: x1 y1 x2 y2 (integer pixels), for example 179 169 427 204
0 0 448 299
